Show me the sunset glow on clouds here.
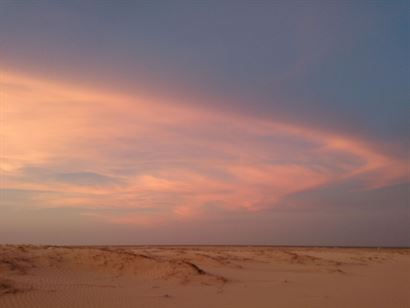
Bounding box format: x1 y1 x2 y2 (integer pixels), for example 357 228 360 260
1 1 408 245
2 71 407 227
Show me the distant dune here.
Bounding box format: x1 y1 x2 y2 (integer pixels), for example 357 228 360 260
0 245 409 307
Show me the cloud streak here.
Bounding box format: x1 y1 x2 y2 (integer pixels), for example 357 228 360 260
1 69 408 228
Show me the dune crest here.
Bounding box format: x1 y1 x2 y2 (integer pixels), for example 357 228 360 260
0 245 409 308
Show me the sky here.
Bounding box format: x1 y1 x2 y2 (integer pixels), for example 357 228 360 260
0 1 409 246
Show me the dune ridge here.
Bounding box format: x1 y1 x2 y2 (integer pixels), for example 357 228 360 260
0 245 409 308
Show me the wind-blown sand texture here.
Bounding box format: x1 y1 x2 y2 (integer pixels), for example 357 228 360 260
0 245 409 308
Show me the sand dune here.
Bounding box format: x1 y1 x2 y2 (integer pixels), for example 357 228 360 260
0 245 409 307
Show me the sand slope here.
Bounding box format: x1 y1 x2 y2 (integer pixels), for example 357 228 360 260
0 245 409 307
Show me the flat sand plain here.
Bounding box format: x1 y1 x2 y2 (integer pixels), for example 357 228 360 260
0 245 409 308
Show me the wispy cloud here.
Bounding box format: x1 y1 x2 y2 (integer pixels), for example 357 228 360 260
1 70 408 226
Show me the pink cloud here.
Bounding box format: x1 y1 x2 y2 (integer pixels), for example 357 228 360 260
2 69 408 225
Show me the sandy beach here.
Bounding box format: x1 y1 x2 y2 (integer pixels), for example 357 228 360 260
0 245 409 308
